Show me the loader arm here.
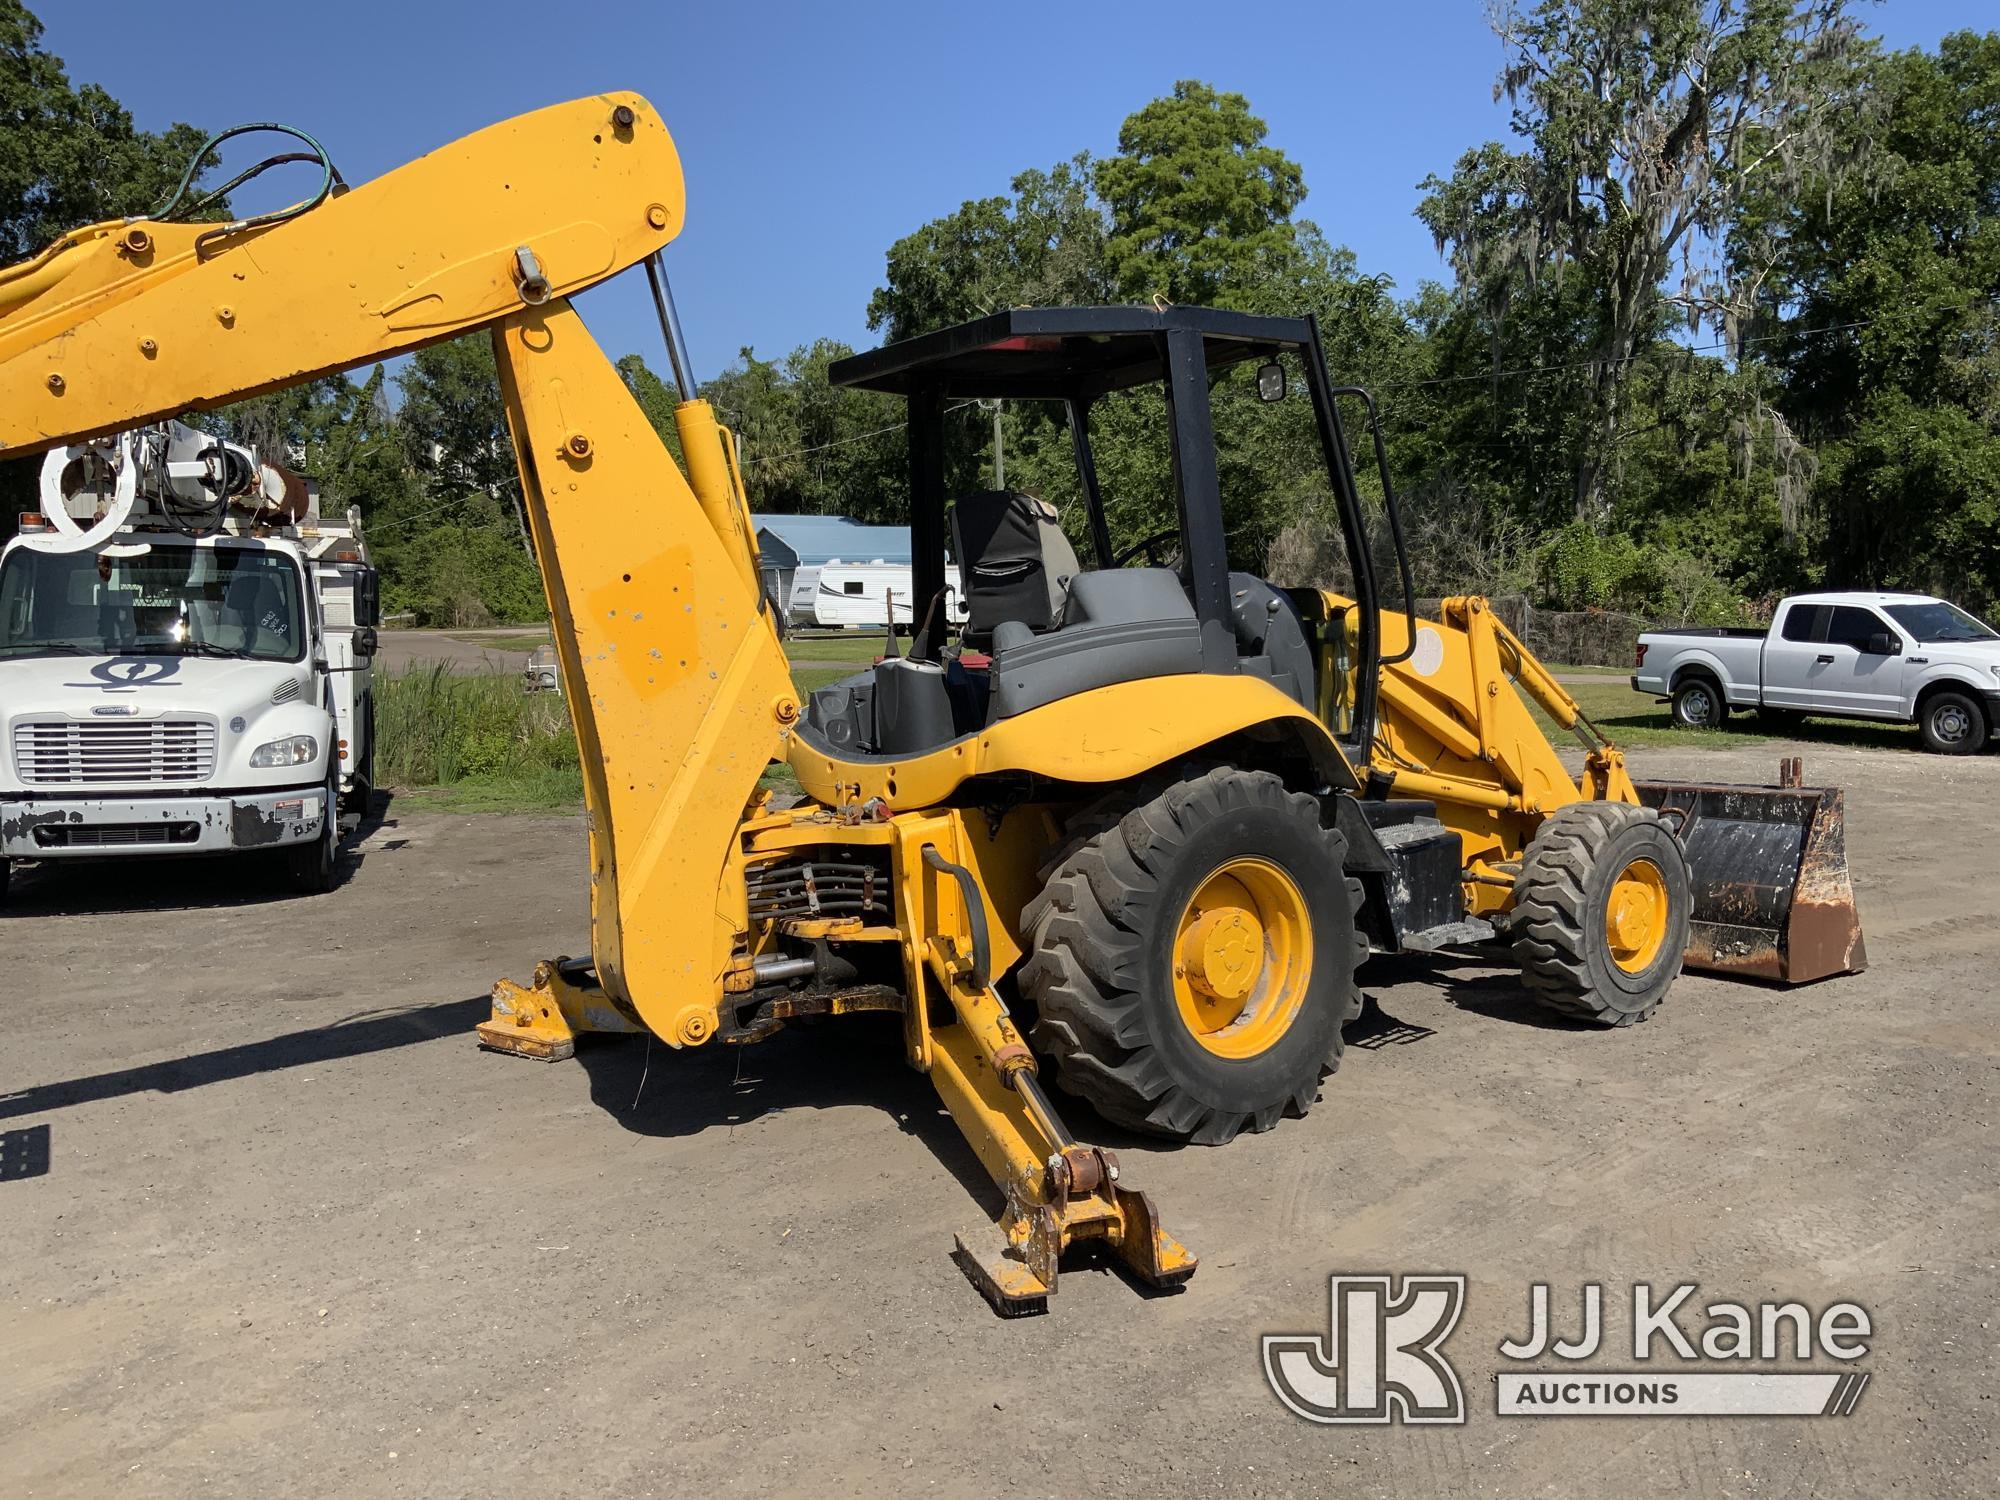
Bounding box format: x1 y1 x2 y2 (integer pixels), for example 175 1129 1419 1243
1315 591 1865 982
0 93 794 1037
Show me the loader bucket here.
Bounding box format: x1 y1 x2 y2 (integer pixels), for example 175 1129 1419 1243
1636 758 1867 985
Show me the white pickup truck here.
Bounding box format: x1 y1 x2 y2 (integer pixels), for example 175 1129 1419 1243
0 428 378 903
1633 591 2000 753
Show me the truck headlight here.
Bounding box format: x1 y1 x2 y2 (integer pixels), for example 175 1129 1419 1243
249 734 319 768
1989 663 2000 681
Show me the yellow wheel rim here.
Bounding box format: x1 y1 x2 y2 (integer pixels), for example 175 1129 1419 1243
1171 858 1313 1059
1605 857 1670 974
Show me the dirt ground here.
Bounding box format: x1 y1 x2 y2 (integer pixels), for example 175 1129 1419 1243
2 741 1993 1497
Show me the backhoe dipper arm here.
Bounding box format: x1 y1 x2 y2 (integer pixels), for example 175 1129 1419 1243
0 94 795 1039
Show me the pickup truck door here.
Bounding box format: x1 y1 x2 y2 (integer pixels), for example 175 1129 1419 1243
1759 602 1826 709
1821 605 1908 716
1764 603 1905 716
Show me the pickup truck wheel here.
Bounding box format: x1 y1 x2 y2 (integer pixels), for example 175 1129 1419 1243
0 857 10 907
1670 677 1727 729
1511 802 1690 1027
1020 767 1365 1145
283 775 339 895
1919 689 1988 755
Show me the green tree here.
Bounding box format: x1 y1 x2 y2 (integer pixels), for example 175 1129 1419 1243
395 335 530 554
867 156 1106 342
1420 0 1872 518
1745 31 2000 606
0 0 217 259
1095 81 1306 305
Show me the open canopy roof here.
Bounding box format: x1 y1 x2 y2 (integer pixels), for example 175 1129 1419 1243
828 306 1315 401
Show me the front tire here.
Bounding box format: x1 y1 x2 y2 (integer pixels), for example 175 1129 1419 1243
1511 802 1690 1027
283 773 339 895
1019 767 1364 1145
1918 689 1987 755
1670 676 1727 729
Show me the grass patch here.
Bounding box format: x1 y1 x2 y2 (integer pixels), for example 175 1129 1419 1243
1522 678 1761 750
1522 675 1926 754
785 631 892 666
375 659 858 813
376 664 584 811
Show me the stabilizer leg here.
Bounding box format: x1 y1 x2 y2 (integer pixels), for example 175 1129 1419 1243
477 956 646 1060
922 940 1197 1315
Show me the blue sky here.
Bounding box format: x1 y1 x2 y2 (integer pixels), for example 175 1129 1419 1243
40 1 1995 384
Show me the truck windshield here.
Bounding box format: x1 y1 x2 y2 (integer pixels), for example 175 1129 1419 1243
1882 601 1998 644
0 542 307 662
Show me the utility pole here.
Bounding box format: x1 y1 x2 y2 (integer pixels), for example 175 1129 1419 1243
984 399 1004 490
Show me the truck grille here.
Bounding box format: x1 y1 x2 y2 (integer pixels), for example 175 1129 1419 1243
34 822 202 848
11 719 217 785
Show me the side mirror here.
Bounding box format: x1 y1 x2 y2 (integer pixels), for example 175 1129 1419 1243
1256 361 1286 402
353 625 379 659
1865 632 1900 656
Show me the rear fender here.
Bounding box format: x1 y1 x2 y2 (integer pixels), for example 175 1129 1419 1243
787 673 1357 811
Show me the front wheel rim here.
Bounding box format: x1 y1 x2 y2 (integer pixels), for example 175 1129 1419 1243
1171 858 1314 1059
1605 858 1670 974
1933 704 1971 744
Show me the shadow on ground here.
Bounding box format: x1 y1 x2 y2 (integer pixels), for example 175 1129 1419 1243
573 1015 1006 1217
0 992 486 1124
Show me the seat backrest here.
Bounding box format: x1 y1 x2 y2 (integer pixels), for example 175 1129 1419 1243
949 490 1081 640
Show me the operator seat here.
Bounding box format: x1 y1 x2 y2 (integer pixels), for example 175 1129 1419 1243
950 490 1081 645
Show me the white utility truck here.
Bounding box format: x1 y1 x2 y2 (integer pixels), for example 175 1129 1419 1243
0 421 378 902
1634 590 2000 753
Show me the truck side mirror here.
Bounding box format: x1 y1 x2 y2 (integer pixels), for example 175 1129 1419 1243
353 625 379 659
357 567 381 628
1865 632 1900 656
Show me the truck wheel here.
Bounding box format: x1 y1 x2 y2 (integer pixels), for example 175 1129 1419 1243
1019 767 1364 1145
0 858 10 908
1511 801 1690 1027
1670 676 1727 729
1918 689 1987 755
283 774 339 895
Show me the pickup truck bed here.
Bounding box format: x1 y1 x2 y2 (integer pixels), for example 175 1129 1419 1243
1637 626 1764 639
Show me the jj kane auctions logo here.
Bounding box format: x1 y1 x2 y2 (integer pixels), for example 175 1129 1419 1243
1264 1276 1872 1423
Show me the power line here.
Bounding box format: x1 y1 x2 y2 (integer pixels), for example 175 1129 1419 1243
738 400 980 468
1382 317 1877 396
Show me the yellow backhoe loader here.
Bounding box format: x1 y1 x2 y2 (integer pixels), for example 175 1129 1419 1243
0 94 1865 1314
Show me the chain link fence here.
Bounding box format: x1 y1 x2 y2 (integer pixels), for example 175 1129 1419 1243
1412 596 1648 668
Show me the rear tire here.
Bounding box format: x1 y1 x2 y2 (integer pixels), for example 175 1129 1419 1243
1511 802 1690 1027
1019 767 1364 1145
1918 689 1987 755
1670 676 1727 729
